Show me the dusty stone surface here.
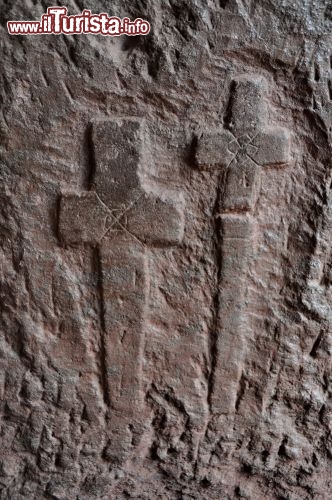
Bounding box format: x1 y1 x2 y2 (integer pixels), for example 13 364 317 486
0 0 331 498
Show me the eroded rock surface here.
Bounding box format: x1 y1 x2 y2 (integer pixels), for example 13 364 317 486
0 1 331 498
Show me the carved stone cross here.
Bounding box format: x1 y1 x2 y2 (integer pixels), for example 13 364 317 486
59 118 184 461
195 75 291 420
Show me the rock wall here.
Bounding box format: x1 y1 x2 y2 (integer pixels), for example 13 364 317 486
0 1 331 498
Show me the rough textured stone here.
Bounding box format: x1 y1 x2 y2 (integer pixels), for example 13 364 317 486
0 0 331 499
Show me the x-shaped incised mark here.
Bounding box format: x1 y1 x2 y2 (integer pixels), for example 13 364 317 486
96 191 146 247
224 132 261 169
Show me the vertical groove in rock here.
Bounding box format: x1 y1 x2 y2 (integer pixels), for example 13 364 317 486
92 245 110 409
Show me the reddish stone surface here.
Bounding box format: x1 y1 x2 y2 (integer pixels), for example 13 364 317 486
0 1 331 498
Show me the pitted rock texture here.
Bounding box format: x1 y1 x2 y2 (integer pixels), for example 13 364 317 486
0 1 331 499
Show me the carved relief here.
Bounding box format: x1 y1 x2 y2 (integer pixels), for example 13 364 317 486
195 75 291 420
59 119 185 462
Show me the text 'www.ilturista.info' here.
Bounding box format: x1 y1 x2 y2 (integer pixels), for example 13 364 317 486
7 7 151 36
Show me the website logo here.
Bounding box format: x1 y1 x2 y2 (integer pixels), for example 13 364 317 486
7 7 151 36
